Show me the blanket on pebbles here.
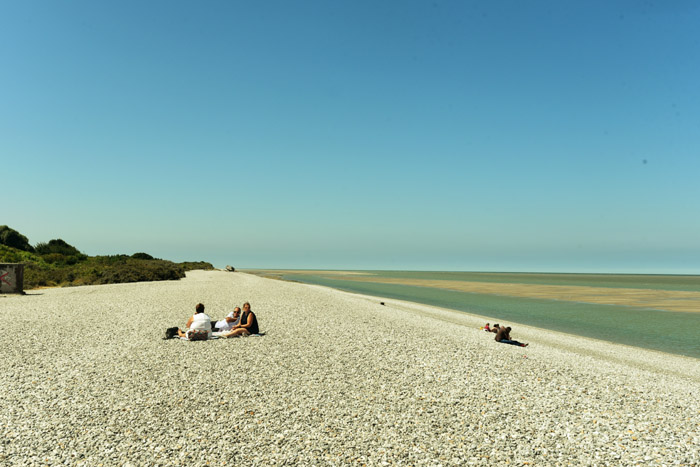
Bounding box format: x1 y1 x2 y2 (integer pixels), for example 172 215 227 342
177 332 266 340
1 270 698 465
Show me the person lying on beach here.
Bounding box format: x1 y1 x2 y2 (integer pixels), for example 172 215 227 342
212 306 241 332
490 324 500 333
177 303 212 340
219 301 259 337
494 326 528 347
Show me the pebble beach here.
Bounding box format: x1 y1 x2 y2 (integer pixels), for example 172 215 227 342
1 270 698 466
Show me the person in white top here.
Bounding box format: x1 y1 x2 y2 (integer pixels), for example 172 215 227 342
177 303 212 340
213 306 241 332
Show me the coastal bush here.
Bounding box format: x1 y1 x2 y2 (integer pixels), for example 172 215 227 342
94 259 185 284
179 261 216 271
35 239 84 257
131 252 154 260
0 244 38 263
40 253 85 266
0 226 34 252
24 262 61 288
97 255 131 264
41 253 66 264
0 228 215 289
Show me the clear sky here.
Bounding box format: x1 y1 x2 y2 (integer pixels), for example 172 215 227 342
2 1 699 273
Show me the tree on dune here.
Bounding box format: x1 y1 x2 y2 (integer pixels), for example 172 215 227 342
0 225 35 252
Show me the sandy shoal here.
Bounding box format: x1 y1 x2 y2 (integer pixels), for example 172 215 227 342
0 270 698 465
269 273 700 313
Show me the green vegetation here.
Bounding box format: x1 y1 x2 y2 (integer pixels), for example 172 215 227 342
0 225 34 252
131 252 154 260
0 227 214 289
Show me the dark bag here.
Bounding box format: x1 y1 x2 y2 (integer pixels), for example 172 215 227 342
187 330 209 341
164 327 179 339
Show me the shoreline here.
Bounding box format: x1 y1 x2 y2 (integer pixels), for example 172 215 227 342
1 270 698 465
247 269 700 359
291 277 700 383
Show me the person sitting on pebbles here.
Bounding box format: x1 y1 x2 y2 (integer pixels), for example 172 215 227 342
494 325 528 347
177 303 212 340
212 306 241 332
220 301 258 337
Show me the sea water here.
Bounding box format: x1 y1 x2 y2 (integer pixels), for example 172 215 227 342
268 270 700 359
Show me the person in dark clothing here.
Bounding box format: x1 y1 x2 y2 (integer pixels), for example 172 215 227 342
220 301 259 337
495 326 528 347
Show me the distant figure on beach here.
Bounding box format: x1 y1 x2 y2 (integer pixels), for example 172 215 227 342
220 301 259 337
483 323 491 332
212 306 241 332
494 326 528 347
177 303 212 340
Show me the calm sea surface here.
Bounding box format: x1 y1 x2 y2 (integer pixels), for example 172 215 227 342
254 270 700 359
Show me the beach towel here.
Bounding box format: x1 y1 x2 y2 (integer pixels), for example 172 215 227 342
177 332 266 340
178 335 219 341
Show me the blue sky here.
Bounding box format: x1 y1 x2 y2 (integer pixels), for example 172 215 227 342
2 1 699 273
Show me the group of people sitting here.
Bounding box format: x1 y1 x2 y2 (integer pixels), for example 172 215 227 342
176 302 259 340
483 323 528 347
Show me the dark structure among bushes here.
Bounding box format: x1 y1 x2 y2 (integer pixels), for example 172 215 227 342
0 263 24 294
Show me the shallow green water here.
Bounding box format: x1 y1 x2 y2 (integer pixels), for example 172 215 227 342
263 270 700 359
